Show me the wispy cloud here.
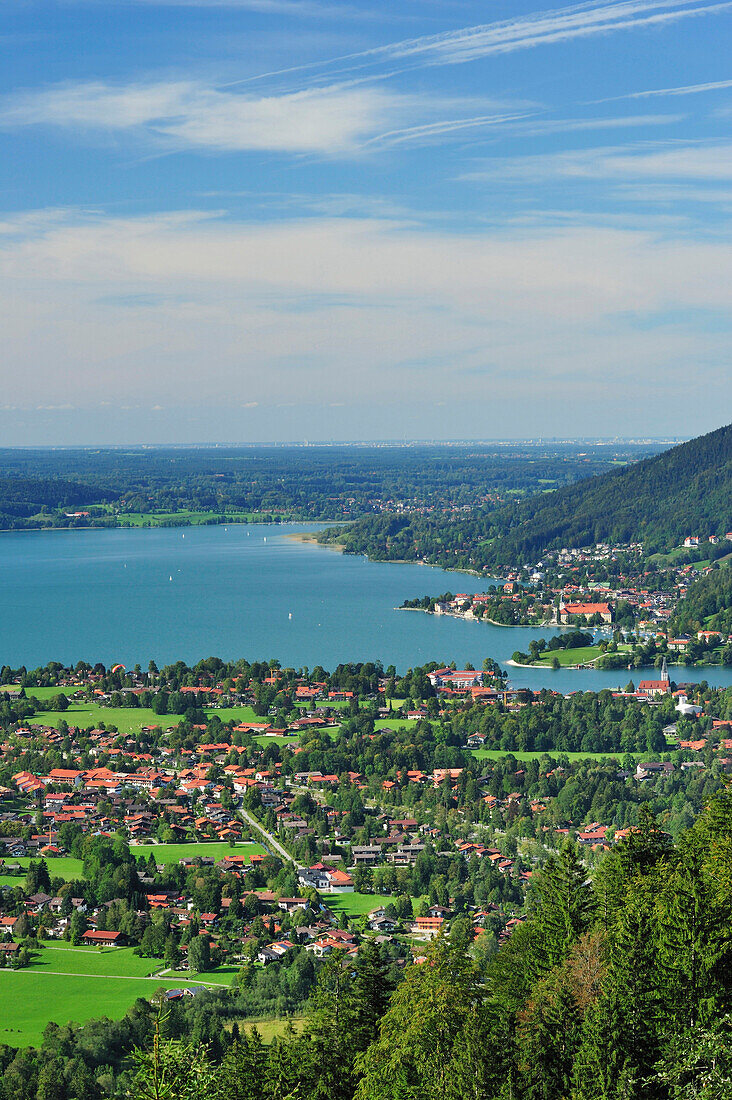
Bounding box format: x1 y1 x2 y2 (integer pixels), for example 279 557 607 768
231 0 732 88
503 113 685 136
463 140 732 183
0 79 529 156
364 111 531 148
0 81 405 155
591 76 732 101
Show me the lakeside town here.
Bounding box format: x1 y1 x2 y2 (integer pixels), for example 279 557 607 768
1 650 730 1015
400 533 732 668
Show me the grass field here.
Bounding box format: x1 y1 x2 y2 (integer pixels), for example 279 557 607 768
29 943 162 978
22 696 414 738
0 971 186 1047
374 718 419 732
325 892 386 918
106 510 269 526
240 1016 307 1042
129 841 266 864
0 856 85 886
533 645 604 667
1 941 245 1046
470 748 637 762
25 700 270 735
0 843 266 887
0 961 236 1047
206 706 261 724
26 703 187 734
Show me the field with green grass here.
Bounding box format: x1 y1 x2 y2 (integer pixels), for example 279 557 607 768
254 734 300 748
0 942 237 1047
206 706 261 724
26 703 186 734
130 841 266 864
469 748 639 762
25 700 273 736
0 971 183 1047
374 718 419 732
324 892 386 918
240 1017 307 1043
105 510 272 527
29 942 162 978
0 843 266 888
0 856 85 887
532 645 604 667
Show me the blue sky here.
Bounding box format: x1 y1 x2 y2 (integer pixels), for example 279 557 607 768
1 0 731 443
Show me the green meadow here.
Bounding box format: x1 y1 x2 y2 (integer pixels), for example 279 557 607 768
374 718 419 732
0 971 182 1048
25 703 187 734
469 748 637 763
0 842 266 888
102 510 273 527
24 699 268 736
240 1017 307 1043
129 841 266 864
324 892 386 918
27 942 161 978
532 645 603 667
0 856 85 887
1 943 237 1047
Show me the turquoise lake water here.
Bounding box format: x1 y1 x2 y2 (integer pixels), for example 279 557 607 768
1 523 731 690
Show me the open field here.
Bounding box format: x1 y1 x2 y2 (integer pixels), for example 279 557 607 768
470 748 640 762
0 942 243 1046
206 706 261 724
130 841 266 864
240 1016 307 1043
0 971 184 1048
0 856 85 885
26 701 269 735
0 843 266 887
374 718 419 731
103 510 275 527
21 696 414 739
26 703 187 734
29 943 162 978
533 645 604 667
324 892 386 918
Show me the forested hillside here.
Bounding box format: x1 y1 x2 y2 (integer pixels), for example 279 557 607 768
325 423 732 568
670 565 732 637
10 793 729 1100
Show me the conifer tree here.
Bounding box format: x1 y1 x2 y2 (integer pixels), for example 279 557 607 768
530 840 595 975
658 839 729 1031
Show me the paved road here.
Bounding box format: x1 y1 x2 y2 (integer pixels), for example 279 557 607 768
240 807 301 869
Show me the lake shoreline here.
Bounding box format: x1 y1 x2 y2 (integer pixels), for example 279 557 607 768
396 606 552 628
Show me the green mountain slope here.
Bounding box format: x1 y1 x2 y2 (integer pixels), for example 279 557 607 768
325 423 732 568
481 422 732 565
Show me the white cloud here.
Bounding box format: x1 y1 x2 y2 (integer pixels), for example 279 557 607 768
503 113 685 136
463 140 732 182
0 80 526 155
591 76 732 101
0 209 730 416
1 81 407 154
233 0 732 86
378 0 732 65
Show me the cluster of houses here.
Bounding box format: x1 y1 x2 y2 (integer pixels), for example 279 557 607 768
682 534 732 548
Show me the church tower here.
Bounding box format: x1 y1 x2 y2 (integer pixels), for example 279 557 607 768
660 656 669 683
